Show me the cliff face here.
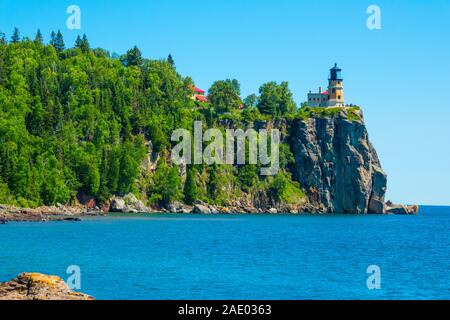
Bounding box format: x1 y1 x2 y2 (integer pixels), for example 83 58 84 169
291 111 387 213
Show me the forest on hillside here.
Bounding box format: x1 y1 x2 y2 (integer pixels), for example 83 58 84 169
0 28 307 209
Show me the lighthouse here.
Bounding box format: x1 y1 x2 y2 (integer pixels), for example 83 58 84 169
327 63 345 107
307 64 346 108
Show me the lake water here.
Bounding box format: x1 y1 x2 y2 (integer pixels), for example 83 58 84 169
0 206 449 300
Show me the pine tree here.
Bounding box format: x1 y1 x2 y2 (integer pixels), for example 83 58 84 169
75 35 82 48
168 54 175 68
34 29 43 45
11 28 20 43
122 46 143 67
184 166 198 205
80 34 90 52
0 31 6 45
51 30 65 53
55 30 65 52
50 31 56 47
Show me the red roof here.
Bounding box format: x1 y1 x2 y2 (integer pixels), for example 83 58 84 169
196 95 208 103
192 86 205 94
322 91 328 95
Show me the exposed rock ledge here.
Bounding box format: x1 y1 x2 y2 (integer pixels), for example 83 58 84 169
0 273 94 300
0 204 102 223
385 201 419 215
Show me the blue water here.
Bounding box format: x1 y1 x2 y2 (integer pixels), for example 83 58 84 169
0 206 449 300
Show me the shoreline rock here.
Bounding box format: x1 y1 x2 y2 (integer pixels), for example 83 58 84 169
0 273 94 300
0 193 420 223
385 201 419 215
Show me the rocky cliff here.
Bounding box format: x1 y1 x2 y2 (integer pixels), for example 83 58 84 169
290 109 387 213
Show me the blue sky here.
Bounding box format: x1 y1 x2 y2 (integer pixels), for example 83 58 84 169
1 0 450 205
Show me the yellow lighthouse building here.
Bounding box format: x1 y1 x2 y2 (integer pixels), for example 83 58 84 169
307 64 345 108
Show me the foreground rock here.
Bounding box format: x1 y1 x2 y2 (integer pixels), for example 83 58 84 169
0 273 94 300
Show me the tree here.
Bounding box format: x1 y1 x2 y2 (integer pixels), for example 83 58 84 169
243 94 257 108
184 166 198 205
257 81 296 116
50 30 65 53
11 28 20 43
207 79 242 113
34 29 43 45
75 34 90 53
167 54 175 67
122 46 143 67
0 31 6 44
75 35 82 48
150 162 181 206
41 155 71 205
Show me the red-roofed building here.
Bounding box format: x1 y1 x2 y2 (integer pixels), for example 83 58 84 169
196 95 208 103
193 86 205 94
191 85 208 103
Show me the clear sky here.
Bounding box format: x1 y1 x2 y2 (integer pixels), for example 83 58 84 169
1 0 450 205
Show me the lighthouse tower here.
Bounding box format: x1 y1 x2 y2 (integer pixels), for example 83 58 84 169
327 64 345 107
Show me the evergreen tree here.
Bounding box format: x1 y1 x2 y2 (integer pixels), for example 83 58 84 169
11 27 20 43
75 35 82 48
51 30 65 53
0 31 6 45
34 29 43 45
81 34 90 52
122 46 143 67
50 31 56 46
75 34 90 53
184 166 197 205
168 54 175 67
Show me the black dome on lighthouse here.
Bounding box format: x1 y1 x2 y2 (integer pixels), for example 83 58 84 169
329 63 343 81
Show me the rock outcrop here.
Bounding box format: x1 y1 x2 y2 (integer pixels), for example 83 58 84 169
0 273 94 300
291 110 387 213
385 201 419 215
110 193 149 213
192 204 212 214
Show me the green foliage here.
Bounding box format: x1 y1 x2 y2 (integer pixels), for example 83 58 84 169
0 31 182 206
268 172 304 205
184 166 198 205
207 79 242 113
11 28 20 43
50 30 65 53
34 30 43 45
75 34 90 53
0 178 12 204
207 164 238 205
0 30 311 209
167 54 175 68
121 46 143 67
238 165 259 192
243 94 257 108
149 161 181 206
294 106 362 121
279 143 295 170
257 81 297 117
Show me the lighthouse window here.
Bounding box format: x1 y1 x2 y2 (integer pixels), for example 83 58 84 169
338 95 341 100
